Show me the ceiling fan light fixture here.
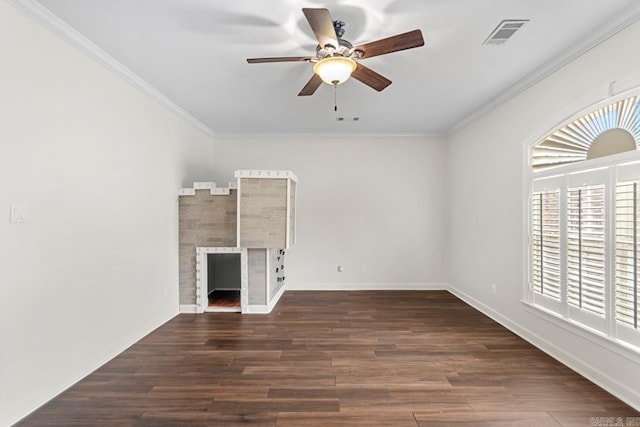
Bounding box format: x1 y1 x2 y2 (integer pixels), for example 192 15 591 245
313 56 357 86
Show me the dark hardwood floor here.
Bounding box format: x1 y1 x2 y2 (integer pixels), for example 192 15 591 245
17 291 640 426
208 290 241 308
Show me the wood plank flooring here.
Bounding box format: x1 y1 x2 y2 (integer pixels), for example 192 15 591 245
208 290 241 308
16 291 640 426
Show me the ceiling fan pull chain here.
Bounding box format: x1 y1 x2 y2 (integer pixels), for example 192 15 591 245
334 83 338 113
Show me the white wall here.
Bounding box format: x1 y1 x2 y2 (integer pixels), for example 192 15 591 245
447 19 640 408
0 2 213 425
5 0 639 422
212 136 448 290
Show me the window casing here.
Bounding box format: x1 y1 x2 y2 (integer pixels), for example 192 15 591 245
528 93 640 352
529 157 640 351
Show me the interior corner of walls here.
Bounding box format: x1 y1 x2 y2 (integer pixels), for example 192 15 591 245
210 138 216 174
7 0 215 140
4 309 179 426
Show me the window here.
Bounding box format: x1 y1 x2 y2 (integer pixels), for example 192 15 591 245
566 184 606 317
616 181 640 330
528 94 640 352
531 189 561 301
532 95 640 172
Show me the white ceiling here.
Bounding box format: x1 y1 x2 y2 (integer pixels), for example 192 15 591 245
24 0 640 136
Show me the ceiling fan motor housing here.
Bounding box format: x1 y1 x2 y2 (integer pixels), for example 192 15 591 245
316 38 355 60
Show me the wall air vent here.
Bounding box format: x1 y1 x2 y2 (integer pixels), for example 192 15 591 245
482 19 529 45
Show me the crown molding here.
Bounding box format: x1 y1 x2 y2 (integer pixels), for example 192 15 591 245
211 132 446 140
8 0 215 138
12 0 639 140
448 3 640 136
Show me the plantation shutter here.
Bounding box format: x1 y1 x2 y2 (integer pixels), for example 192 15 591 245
566 184 606 317
615 181 640 329
531 189 561 300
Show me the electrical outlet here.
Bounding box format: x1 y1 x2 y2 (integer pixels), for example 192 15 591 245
361 264 367 273
491 284 497 295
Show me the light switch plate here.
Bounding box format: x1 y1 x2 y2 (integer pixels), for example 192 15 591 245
10 205 28 223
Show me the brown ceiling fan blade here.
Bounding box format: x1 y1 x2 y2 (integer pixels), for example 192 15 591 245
351 63 391 92
354 29 424 59
302 8 339 49
247 56 313 64
298 74 323 96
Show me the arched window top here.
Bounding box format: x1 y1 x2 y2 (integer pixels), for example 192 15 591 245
532 95 640 172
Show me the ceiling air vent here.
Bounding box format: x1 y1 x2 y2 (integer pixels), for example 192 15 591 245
482 19 529 45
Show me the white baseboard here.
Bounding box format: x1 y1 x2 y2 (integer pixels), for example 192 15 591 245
179 304 198 313
9 310 178 426
268 284 286 312
245 304 271 314
184 284 639 408
286 282 449 291
245 284 287 314
448 287 640 411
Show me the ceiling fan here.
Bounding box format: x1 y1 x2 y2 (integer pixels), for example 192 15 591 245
246 8 425 96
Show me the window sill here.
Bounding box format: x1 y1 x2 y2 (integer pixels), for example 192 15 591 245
521 299 640 364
